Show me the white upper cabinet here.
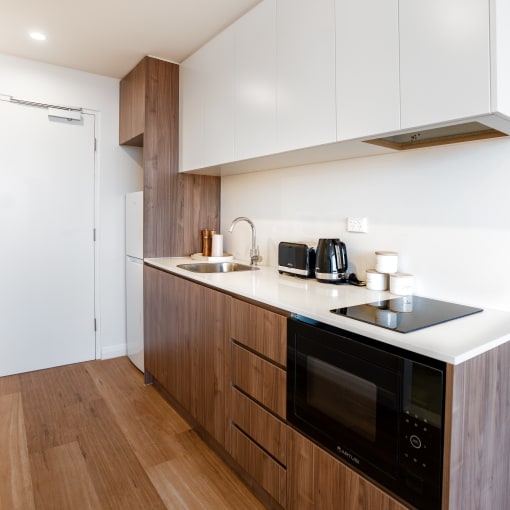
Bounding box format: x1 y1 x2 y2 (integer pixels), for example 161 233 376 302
276 0 336 152
180 47 205 171
180 25 235 171
492 0 510 117
234 0 277 161
202 26 235 167
399 0 490 128
336 0 400 140
180 0 510 174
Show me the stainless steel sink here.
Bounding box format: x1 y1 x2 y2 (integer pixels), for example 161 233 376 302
177 262 259 273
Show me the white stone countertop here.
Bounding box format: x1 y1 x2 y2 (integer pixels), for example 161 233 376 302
145 257 510 365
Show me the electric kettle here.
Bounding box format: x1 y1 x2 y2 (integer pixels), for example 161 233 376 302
315 238 348 283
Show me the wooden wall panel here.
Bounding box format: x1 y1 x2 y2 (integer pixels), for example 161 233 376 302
142 57 221 258
445 341 510 509
181 174 221 256
143 56 179 258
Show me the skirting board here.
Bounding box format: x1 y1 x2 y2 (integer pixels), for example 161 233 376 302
101 343 127 360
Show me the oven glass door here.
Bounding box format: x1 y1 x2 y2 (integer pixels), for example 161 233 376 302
288 319 401 477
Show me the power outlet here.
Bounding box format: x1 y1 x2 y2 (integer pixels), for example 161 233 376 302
347 217 368 233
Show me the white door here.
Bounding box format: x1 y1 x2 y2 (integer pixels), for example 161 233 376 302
0 99 96 376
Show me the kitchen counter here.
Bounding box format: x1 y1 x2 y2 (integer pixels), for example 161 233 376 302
145 257 510 365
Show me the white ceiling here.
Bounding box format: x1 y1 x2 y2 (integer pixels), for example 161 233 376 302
0 0 261 79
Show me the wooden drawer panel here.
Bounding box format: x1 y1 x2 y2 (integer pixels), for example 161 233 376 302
231 387 287 465
287 428 409 510
230 298 287 366
231 343 286 418
231 425 287 508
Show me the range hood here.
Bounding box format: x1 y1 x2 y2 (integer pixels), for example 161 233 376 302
365 119 508 150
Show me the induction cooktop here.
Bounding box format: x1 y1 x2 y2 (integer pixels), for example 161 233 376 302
331 295 483 333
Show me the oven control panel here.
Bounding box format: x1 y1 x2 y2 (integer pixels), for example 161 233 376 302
400 410 442 480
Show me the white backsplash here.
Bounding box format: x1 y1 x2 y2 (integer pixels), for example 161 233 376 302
221 136 510 312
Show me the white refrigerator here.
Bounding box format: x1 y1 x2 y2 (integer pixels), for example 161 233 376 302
125 191 144 372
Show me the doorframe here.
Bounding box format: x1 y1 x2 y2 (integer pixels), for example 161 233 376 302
85 107 101 360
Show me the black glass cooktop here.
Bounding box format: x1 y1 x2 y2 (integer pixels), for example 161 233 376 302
331 295 483 333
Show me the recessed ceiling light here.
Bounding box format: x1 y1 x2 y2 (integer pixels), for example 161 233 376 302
30 32 47 41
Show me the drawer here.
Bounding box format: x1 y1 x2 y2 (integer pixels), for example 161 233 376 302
230 299 287 366
231 343 286 418
231 387 287 465
231 425 287 508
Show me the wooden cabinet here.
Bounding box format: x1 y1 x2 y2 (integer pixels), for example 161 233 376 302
336 0 400 140
119 58 146 146
119 56 221 257
144 265 510 508
144 269 290 505
229 297 288 507
143 266 229 447
276 0 336 151
287 427 408 509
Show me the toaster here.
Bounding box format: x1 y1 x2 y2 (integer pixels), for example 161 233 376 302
278 242 316 278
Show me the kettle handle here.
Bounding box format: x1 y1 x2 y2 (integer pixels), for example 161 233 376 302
335 241 348 273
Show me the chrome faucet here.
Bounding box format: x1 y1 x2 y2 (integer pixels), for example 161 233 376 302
228 216 261 266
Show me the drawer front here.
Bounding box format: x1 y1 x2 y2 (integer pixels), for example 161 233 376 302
231 343 286 418
231 299 287 366
231 387 287 465
231 425 287 508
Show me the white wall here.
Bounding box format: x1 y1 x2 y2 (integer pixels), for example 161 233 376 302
222 136 510 312
0 53 143 358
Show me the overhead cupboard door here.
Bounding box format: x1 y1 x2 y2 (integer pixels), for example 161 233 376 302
0 99 96 376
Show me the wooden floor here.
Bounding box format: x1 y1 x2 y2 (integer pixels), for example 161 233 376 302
0 356 265 510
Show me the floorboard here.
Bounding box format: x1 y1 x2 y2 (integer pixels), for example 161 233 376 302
30 442 101 510
0 392 36 510
0 357 264 509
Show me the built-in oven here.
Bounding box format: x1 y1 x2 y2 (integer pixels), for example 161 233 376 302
287 315 446 510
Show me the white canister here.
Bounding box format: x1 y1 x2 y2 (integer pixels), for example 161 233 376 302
375 251 399 274
366 269 388 291
389 273 414 296
211 234 224 257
